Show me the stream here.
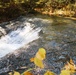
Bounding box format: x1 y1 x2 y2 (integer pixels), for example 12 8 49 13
0 14 76 75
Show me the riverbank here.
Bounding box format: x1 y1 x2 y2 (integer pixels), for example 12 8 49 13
0 6 76 23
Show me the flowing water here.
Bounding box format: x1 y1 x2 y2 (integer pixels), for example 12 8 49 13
0 22 41 58
0 15 76 74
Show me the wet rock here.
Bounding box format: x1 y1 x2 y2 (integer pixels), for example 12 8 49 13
44 40 61 50
0 67 9 74
0 27 6 37
58 55 70 62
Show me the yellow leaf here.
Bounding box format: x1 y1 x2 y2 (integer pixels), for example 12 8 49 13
64 59 76 73
35 52 45 60
35 48 46 60
24 71 33 75
64 64 70 70
34 57 44 68
60 70 71 75
38 48 46 55
68 62 75 70
30 57 34 62
30 48 46 68
44 70 55 75
9 71 20 75
70 59 74 65
8 72 12 75
13 71 20 75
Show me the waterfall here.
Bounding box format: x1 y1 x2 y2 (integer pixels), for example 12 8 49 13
0 22 41 58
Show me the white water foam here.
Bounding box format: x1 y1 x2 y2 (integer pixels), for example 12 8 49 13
0 22 41 58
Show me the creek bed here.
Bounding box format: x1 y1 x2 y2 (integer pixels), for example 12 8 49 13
0 15 76 75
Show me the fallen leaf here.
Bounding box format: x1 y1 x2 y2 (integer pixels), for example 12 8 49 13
38 48 46 55
44 70 55 75
60 70 71 75
9 71 20 75
64 59 76 73
24 71 33 75
9 72 12 75
34 57 44 68
70 59 74 65
30 48 46 68
35 48 46 60
30 57 34 62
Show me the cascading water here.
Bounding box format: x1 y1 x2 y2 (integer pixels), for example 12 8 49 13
0 22 41 58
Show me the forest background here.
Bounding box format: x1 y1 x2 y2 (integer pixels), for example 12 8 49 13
0 0 76 22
